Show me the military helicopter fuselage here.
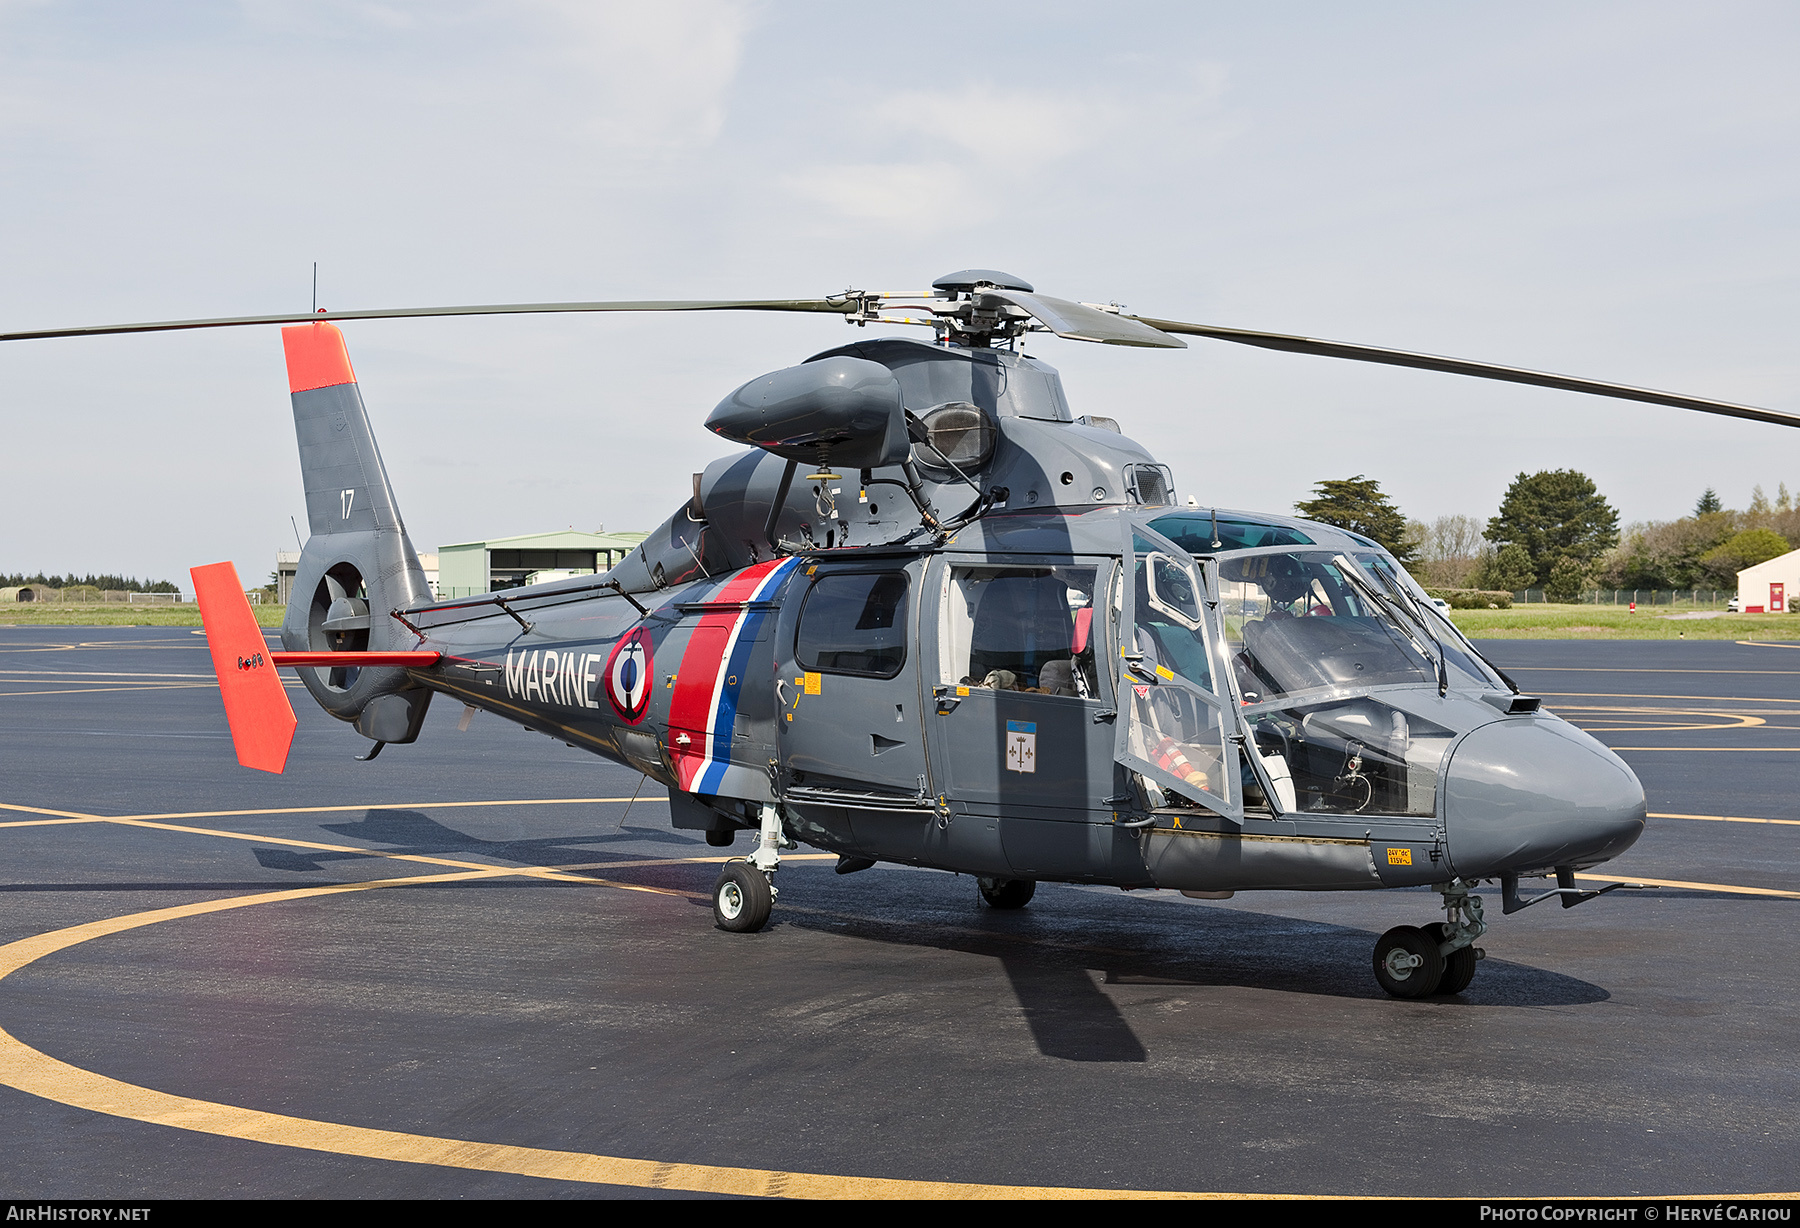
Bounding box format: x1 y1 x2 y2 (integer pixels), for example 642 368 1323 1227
252 306 1644 999
20 267 1713 998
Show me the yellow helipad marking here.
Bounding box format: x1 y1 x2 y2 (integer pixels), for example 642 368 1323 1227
1554 705 1766 733
0 825 1235 1197
1 798 638 823
101 815 617 882
1506 665 1800 674
123 798 643 820
0 817 108 829
0 803 115 821
0 800 827 895
104 811 838 894
1537 691 1800 705
1446 689 1800 741
1650 811 1800 828
0 669 215 679
0 683 214 697
0 640 209 653
1572 872 1800 900
3 796 1793 1195
1736 641 1800 650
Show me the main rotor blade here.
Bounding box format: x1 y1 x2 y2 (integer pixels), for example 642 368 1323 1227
979 290 1186 349
1130 315 1800 429
0 298 855 343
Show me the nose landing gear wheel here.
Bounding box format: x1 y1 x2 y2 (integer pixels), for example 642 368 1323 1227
977 877 1036 909
1373 925 1445 998
1428 921 1479 995
713 860 773 932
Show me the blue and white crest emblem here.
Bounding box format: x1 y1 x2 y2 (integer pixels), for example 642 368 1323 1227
603 627 653 724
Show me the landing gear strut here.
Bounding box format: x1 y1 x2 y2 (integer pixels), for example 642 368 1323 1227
712 803 790 933
1372 879 1487 998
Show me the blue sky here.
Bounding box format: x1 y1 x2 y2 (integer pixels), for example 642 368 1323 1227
4 2 1798 585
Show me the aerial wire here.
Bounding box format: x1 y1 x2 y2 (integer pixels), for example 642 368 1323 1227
615 773 647 829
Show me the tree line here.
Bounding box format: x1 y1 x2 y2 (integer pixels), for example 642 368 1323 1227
1294 473 1794 600
0 573 181 593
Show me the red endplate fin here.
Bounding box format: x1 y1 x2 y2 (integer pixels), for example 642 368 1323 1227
281 321 357 393
190 562 298 774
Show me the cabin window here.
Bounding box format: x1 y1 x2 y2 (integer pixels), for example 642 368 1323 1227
939 565 1098 698
795 571 910 678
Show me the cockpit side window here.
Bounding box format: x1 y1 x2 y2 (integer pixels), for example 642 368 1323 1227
796 571 909 678
940 565 1098 698
1123 553 1216 693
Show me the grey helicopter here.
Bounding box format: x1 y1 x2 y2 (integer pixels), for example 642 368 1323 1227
13 268 1794 998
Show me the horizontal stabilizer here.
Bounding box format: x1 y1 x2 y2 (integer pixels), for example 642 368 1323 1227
191 561 297 774
268 644 441 666
270 651 440 668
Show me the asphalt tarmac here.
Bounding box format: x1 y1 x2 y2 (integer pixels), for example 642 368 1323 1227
1 627 1796 1199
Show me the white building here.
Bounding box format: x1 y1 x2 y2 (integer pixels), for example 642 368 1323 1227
1736 548 1800 613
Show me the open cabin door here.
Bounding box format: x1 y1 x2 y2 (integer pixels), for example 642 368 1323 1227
1113 524 1244 822
920 553 1120 878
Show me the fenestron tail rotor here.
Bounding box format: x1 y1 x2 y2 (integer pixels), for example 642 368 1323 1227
5 269 1794 427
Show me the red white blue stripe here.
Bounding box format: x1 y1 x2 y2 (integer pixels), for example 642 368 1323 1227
668 556 800 795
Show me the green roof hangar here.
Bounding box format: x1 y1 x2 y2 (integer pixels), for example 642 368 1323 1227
436 529 649 598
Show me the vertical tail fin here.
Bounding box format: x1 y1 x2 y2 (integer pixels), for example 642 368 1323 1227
279 322 434 741
191 561 297 774
283 321 415 542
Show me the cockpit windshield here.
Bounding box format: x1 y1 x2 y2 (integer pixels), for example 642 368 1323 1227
1217 551 1440 707
1349 554 1510 692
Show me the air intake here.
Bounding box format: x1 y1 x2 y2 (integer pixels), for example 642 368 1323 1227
1127 464 1175 507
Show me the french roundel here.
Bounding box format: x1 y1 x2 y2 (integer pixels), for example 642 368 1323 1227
604 627 654 724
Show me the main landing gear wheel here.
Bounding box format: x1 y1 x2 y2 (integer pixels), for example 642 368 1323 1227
978 877 1036 909
1428 922 1478 995
713 860 773 933
1373 925 1445 998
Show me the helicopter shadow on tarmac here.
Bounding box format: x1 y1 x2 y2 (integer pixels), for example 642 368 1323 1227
244 806 700 876
704 865 1612 1062
240 810 1608 1065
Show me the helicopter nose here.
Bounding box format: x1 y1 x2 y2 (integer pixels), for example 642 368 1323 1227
1442 717 1646 879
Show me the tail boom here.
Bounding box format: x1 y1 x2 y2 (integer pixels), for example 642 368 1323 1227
270 651 441 667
